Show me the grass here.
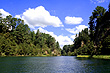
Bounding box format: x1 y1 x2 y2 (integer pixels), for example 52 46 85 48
92 55 110 59
77 55 91 58
36 54 51 57
77 55 110 59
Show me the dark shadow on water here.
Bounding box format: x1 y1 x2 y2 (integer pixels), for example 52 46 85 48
75 57 93 60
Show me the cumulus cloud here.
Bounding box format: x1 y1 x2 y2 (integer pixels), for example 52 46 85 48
0 9 11 18
15 15 21 19
15 6 63 28
57 35 73 48
70 35 76 40
34 27 73 49
65 16 83 25
66 25 88 34
90 0 107 3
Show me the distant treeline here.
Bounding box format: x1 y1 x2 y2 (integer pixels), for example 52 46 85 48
62 4 110 56
0 13 61 56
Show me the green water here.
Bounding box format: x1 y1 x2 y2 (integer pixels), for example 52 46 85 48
0 56 110 73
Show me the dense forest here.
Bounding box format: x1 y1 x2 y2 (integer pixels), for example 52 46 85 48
0 13 61 56
62 4 110 56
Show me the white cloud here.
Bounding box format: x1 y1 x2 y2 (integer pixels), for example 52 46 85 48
15 6 63 28
0 9 11 18
15 15 21 19
65 16 83 25
97 0 106 3
34 27 73 49
57 35 73 48
66 25 88 34
70 35 76 40
90 0 107 3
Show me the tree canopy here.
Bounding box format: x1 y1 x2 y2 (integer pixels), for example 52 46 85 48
62 4 110 56
0 14 61 56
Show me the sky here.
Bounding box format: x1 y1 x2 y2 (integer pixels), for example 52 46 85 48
0 0 109 48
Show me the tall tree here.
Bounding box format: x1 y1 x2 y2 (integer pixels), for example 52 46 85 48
88 6 106 42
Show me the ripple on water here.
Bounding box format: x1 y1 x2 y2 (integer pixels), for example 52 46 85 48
0 56 110 73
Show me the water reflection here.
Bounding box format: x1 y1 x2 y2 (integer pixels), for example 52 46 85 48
75 57 110 73
0 56 110 73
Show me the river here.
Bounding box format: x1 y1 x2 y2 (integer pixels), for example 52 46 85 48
0 56 110 73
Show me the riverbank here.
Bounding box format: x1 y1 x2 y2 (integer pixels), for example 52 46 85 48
0 54 61 57
77 55 91 58
92 55 110 59
77 55 110 59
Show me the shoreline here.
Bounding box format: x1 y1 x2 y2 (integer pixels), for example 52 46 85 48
0 55 60 57
77 55 91 58
77 55 110 59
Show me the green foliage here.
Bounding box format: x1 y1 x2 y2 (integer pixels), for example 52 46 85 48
92 55 110 59
0 14 61 56
62 4 110 56
61 50 66 56
74 28 90 49
61 44 74 56
74 5 110 55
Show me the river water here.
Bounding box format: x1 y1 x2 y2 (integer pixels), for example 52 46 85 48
0 56 110 73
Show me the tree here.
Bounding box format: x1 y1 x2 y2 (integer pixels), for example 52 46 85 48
30 31 35 42
56 41 60 50
88 6 106 41
74 28 90 49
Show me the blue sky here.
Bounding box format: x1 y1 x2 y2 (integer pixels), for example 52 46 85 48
0 0 109 48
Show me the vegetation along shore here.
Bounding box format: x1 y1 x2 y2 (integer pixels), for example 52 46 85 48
62 4 110 59
0 3 110 58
